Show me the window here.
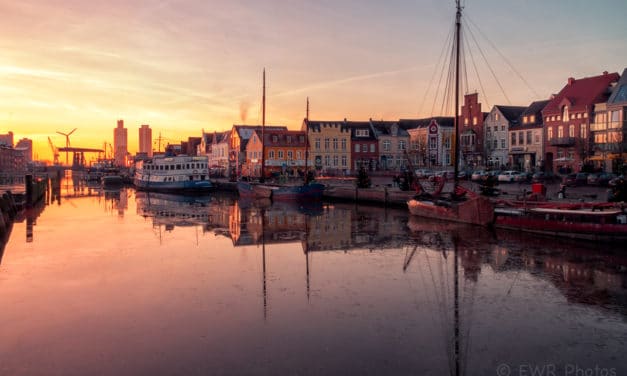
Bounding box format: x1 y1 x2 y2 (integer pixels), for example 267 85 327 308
530 115 535 122
569 124 575 137
511 133 516 146
464 117 469 125
526 131 532 145
370 144 375 152
287 135 292 143
534 131 540 144
355 144 360 152
495 113 499 121
333 155 338 166
383 140 391 151
523 116 528 123
429 136 437 150
333 138 338 150
324 155 330 166
472 116 477 125
580 124 587 139
501 138 506 149
558 126 563 138
399 140 406 150
576 113 581 119
548 127 553 140
501 125 505 131
341 155 347 166
493 139 498 149
287 151 293 159
315 138 320 150
272 135 278 142
341 139 347 150
299 136 305 143
278 150 284 158
324 138 330 150
269 150 275 158
356 129 369 137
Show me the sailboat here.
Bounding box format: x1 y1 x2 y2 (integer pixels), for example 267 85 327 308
236 69 274 199
407 1 494 227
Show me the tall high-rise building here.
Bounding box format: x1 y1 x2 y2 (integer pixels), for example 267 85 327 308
0 131 14 147
139 124 152 157
114 119 128 166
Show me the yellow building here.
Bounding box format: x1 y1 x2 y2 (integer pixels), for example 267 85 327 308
302 119 351 176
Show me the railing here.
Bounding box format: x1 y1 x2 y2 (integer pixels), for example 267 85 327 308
549 137 576 146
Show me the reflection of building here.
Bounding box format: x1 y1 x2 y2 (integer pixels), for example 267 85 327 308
135 192 212 233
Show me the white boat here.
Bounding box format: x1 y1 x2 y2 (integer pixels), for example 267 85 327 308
133 154 213 192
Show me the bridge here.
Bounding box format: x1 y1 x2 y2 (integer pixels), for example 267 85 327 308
57 147 104 169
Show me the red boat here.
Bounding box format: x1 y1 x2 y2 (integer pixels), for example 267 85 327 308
494 204 627 242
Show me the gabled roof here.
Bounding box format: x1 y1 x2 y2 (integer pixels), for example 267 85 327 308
510 100 550 129
233 125 288 140
607 68 627 105
253 129 307 148
494 105 526 124
304 120 350 132
398 117 454 129
345 121 377 140
543 71 620 115
370 120 409 137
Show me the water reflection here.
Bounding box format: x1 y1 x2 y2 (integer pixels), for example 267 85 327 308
0 184 625 375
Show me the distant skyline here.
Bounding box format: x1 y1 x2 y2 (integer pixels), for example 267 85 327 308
1 0 626 161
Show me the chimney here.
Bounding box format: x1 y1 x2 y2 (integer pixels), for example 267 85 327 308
568 77 575 85
603 71 608 75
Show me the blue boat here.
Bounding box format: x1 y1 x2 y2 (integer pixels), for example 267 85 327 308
133 155 213 193
270 182 325 201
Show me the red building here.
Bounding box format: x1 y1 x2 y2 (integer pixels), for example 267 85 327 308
346 121 378 171
459 93 488 169
542 71 619 174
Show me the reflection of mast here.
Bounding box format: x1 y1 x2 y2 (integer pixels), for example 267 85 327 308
305 212 310 301
453 235 460 376
261 207 267 320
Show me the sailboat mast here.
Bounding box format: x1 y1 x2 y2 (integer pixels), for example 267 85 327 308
261 69 266 181
305 97 309 182
453 0 462 185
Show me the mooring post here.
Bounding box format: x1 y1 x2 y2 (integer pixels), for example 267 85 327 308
25 174 33 207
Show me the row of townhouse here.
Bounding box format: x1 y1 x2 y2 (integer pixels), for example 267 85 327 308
195 69 626 177
458 69 626 174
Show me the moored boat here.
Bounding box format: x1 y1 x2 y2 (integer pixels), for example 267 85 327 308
494 204 627 242
133 154 213 193
270 182 325 201
237 181 274 199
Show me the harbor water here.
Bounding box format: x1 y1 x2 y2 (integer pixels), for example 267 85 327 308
0 178 626 376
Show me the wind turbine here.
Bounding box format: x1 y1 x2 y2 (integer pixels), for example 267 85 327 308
56 128 77 166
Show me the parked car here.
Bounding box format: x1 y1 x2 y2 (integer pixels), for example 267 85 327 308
414 169 434 179
531 171 558 183
563 172 589 187
587 172 617 186
608 174 624 187
471 170 487 181
498 170 524 182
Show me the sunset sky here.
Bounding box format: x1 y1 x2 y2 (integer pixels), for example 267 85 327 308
1 0 626 161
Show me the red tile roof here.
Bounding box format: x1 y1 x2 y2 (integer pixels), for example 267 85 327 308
542 72 619 115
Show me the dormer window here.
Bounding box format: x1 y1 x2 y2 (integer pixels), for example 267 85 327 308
356 129 369 137
272 135 278 143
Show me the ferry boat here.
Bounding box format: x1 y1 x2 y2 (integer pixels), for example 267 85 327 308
134 154 213 193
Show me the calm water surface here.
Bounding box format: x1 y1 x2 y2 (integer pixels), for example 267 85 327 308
0 179 626 376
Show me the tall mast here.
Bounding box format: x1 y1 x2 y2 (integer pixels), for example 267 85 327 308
453 0 462 186
304 97 309 183
261 69 266 182
453 2 462 375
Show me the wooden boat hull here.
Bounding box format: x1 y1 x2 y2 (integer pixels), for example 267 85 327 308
407 195 495 226
236 182 273 199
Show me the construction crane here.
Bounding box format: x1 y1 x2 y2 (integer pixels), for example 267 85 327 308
56 128 77 165
48 137 59 165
